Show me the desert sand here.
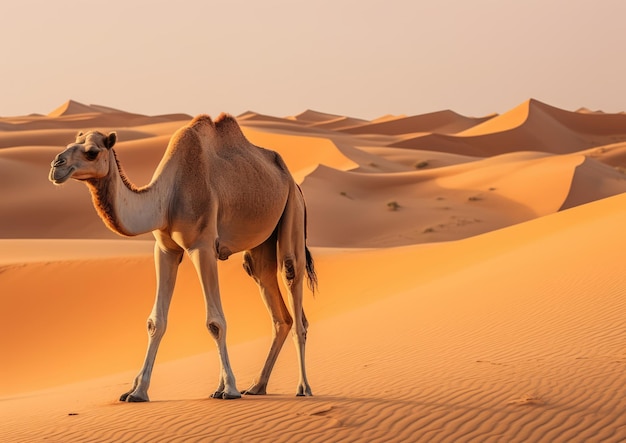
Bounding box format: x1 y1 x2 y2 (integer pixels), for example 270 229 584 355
1 99 626 442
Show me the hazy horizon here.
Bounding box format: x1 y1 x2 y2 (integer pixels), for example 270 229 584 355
3 0 625 119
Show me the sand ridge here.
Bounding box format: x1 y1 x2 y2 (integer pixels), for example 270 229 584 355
1 99 626 442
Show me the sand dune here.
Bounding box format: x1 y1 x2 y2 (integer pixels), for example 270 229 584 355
342 109 495 135
238 111 300 125
288 109 349 124
280 109 369 131
585 141 626 169
2 100 191 133
302 151 626 247
392 99 626 156
48 100 103 117
1 99 626 442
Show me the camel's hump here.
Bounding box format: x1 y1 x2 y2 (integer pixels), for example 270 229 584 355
189 114 215 128
187 113 249 148
215 113 249 145
214 113 240 131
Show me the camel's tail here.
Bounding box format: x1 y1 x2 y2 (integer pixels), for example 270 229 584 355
300 183 318 294
305 246 318 294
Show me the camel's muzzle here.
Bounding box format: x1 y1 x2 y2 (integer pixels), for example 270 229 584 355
49 155 75 184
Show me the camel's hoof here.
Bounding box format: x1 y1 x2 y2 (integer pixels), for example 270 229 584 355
296 386 313 397
211 390 241 400
241 390 266 396
241 385 267 396
126 394 149 402
120 392 149 402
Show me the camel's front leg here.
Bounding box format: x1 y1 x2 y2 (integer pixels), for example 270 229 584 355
188 246 241 399
120 244 182 402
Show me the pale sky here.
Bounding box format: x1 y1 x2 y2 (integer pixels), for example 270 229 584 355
2 0 625 119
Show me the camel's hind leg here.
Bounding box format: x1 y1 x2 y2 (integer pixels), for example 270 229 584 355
281 258 312 396
277 187 313 397
241 235 293 395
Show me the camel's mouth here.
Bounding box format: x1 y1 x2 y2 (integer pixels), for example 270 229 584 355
49 166 75 185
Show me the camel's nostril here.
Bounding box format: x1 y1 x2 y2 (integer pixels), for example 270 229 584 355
52 157 66 167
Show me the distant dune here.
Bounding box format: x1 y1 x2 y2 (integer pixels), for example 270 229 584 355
1 99 626 442
392 99 626 156
341 109 495 135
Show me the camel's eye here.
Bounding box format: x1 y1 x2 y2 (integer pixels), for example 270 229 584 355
85 150 99 161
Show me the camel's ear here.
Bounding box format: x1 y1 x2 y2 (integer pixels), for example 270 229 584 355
75 131 84 141
105 132 117 149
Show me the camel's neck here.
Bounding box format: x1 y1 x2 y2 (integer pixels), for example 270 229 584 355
85 150 169 236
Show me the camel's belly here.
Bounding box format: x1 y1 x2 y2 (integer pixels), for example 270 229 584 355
216 216 280 257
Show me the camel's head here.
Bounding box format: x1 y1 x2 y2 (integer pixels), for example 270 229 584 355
49 131 117 185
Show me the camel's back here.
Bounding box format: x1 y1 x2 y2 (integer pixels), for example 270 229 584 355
168 114 289 179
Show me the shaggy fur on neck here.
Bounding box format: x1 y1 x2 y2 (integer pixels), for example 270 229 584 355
84 149 147 236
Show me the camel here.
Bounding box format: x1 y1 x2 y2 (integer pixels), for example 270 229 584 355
48 114 317 401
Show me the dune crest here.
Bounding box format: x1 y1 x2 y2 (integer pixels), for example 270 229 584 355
48 99 98 117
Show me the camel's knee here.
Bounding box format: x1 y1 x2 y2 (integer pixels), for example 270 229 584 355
292 324 307 343
281 255 303 286
284 256 295 281
207 318 226 341
274 316 293 337
147 317 167 339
